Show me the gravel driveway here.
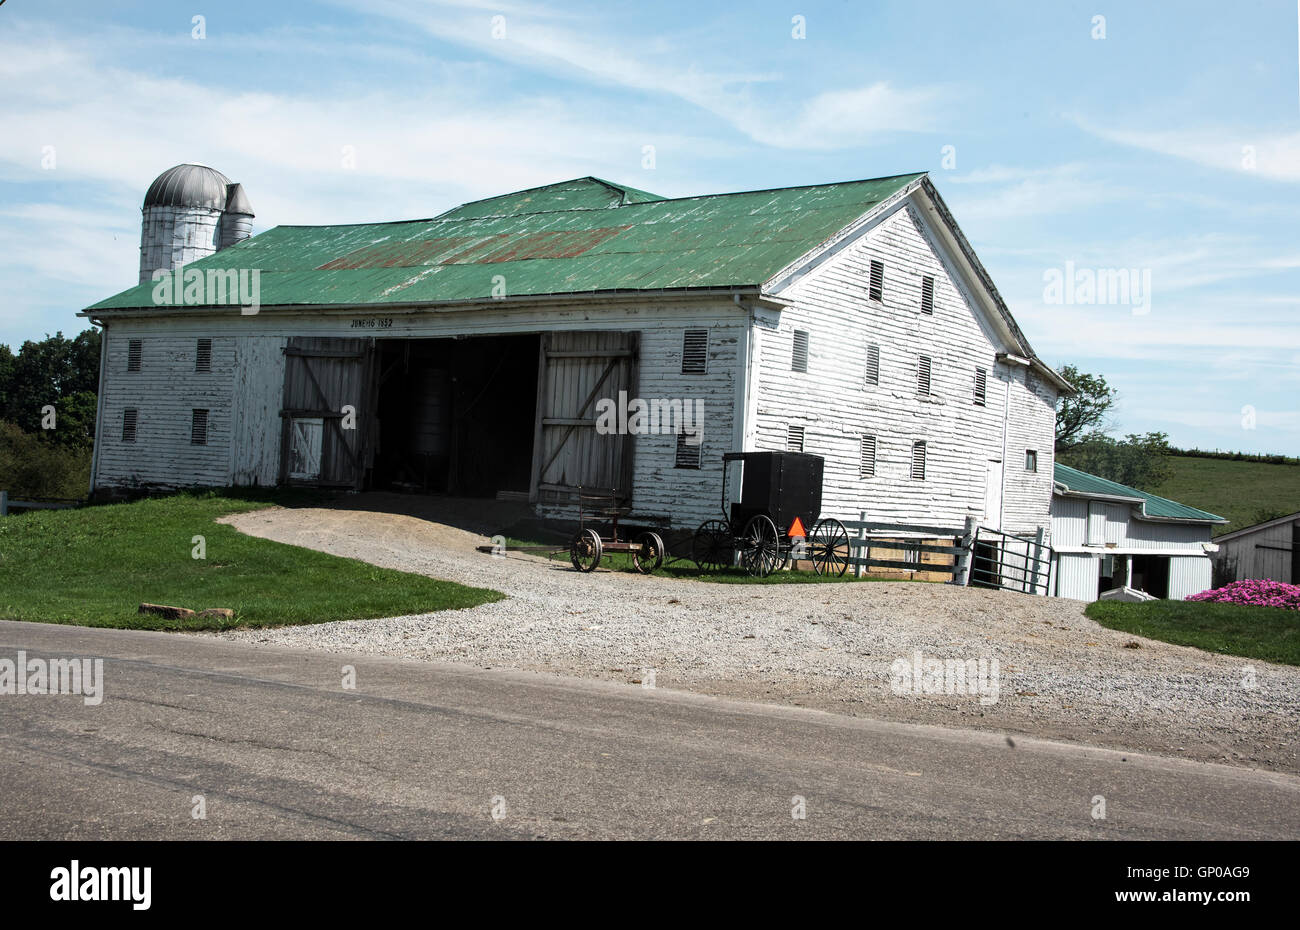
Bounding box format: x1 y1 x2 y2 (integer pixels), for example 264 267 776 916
213 502 1300 775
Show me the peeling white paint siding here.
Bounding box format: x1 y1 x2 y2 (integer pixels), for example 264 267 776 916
94 322 236 489
94 301 745 529
756 202 1056 534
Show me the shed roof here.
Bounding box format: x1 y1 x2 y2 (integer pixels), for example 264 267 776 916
1053 463 1226 523
88 173 924 310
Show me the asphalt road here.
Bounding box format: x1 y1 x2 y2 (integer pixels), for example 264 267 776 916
0 619 1296 840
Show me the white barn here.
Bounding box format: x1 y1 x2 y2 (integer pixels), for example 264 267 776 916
1212 512 1300 585
1050 464 1225 601
83 166 1070 537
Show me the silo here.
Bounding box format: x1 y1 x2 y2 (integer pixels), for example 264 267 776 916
138 164 256 283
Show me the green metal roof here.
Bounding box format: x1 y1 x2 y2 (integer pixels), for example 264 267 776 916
87 173 925 311
1054 463 1226 523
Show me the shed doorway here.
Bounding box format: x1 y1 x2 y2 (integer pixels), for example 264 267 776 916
371 334 539 498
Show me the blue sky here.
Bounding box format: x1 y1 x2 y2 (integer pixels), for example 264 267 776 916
2 0 1297 454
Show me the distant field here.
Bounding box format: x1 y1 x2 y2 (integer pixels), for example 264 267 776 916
1151 456 1300 535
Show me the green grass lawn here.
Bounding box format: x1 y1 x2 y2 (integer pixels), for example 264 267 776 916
0 492 503 631
1151 456 1300 535
1086 599 1300 666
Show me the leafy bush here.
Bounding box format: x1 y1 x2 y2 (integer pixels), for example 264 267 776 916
0 421 91 500
1187 579 1300 610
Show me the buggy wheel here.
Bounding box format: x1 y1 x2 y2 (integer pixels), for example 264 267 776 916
810 518 851 577
740 514 782 577
691 519 733 572
632 531 665 574
569 529 603 572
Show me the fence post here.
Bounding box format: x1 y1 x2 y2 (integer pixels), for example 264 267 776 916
955 515 976 585
855 510 868 578
0 490 7 517
1029 526 1046 594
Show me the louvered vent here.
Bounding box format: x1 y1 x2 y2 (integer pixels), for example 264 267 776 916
787 425 805 452
869 260 884 302
860 435 877 477
122 408 138 442
921 276 935 314
911 440 927 480
917 355 932 395
791 330 809 372
127 339 142 372
681 329 708 374
865 343 880 387
974 367 987 406
675 430 701 469
191 409 209 445
196 338 212 373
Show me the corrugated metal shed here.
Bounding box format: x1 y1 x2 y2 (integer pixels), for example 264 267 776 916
1054 463 1225 523
89 173 924 311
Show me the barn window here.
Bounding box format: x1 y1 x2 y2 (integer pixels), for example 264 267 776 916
1025 449 1038 473
974 367 987 406
868 260 884 302
865 343 880 387
791 330 809 372
681 329 708 374
920 276 935 315
910 440 927 480
195 338 212 372
860 435 877 478
127 339 142 372
121 408 138 442
787 425 805 452
191 409 209 445
917 355 932 395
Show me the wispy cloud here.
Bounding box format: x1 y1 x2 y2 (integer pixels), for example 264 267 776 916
1070 115 1300 182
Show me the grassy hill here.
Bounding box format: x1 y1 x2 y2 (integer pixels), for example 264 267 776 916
1150 456 1300 535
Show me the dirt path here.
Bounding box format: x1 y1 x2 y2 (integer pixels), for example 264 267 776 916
212 502 1300 775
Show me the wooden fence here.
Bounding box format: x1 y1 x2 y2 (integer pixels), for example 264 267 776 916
0 490 82 516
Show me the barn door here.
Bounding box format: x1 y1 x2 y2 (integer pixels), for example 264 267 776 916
279 336 376 489
532 331 639 505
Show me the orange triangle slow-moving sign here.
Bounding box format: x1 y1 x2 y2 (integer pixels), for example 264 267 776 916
788 516 807 538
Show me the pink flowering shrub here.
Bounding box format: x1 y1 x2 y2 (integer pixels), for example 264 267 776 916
1187 579 1300 610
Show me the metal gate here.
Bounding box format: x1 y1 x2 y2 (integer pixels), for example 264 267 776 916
279 336 376 489
970 525 1053 595
531 331 639 506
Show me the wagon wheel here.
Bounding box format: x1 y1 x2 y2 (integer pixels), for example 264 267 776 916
569 528 603 572
632 531 665 575
810 518 851 577
740 514 783 578
692 519 734 572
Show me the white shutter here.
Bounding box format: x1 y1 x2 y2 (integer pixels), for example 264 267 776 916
791 330 809 373
865 343 880 387
868 260 884 302
974 367 987 406
787 425 805 452
920 276 934 314
681 329 708 374
917 355 932 395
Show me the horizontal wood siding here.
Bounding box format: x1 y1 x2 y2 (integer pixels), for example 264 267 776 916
1051 495 1212 551
95 324 237 489
755 203 1056 535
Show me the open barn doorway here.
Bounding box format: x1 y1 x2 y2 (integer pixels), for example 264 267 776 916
371 334 539 498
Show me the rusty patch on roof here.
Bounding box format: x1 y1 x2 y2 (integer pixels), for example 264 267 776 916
317 226 630 270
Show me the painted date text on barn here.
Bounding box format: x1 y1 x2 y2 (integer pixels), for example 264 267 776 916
350 318 393 329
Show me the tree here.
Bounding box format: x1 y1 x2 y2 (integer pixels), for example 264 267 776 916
0 329 101 449
1055 364 1115 450
1056 431 1175 491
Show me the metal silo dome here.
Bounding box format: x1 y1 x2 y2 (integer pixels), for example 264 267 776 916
142 164 233 210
